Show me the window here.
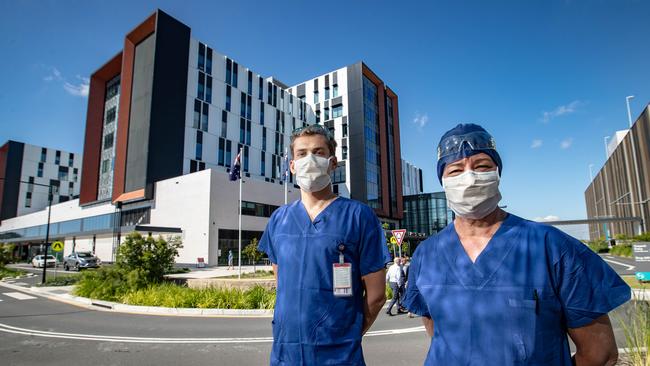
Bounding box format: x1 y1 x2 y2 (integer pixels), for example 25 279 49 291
218 138 225 166
324 107 330 120
104 133 114 149
247 70 253 95
232 61 239 88
25 192 32 208
240 92 246 117
246 120 251 145
247 95 252 120
221 110 228 138
196 131 203 160
37 162 43 177
313 91 319 104
55 150 61 165
226 58 232 85
316 110 321 123
105 107 116 125
225 85 231 111
332 105 343 118
333 84 339 98
198 42 205 71
68 153 74 167
261 151 266 176
325 87 330 100
267 82 272 105
106 76 120 100
206 47 213 75
202 103 209 131
342 146 348 160
342 123 348 137
240 118 246 144
73 168 78 182
240 201 279 217
40 148 46 163
205 76 212 103
69 181 74 195
258 76 263 100
262 127 267 151
225 140 232 167
197 72 205 100
101 159 110 173
272 85 277 107
260 101 265 125
190 159 197 173
199 161 205 171
193 99 201 129
243 145 249 172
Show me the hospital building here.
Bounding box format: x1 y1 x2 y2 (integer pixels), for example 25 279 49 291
0 9 405 265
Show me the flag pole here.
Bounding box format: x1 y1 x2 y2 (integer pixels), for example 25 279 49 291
284 147 288 205
238 148 243 280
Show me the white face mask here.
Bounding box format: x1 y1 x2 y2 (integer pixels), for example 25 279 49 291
442 170 501 220
293 154 333 193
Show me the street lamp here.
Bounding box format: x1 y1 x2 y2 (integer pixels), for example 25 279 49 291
0 177 54 284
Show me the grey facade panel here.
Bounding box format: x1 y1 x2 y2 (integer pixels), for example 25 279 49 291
297 84 305 98
346 63 366 203
124 33 156 193
0 141 25 221
333 71 338 85
332 96 343 106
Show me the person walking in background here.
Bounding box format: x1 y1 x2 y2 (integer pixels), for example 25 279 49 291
386 257 406 316
227 250 234 270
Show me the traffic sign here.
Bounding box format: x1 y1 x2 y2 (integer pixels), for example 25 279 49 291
51 241 64 252
391 229 406 246
390 237 397 245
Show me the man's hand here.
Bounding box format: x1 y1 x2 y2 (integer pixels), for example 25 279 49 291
361 269 386 335
568 314 618 366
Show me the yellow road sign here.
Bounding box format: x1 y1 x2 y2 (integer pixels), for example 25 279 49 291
51 241 64 252
390 237 397 245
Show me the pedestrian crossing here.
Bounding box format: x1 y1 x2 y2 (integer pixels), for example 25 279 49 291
2 292 37 301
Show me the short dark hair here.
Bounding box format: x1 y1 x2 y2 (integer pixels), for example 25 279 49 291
290 124 337 157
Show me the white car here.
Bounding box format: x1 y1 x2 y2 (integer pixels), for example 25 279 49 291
32 255 58 268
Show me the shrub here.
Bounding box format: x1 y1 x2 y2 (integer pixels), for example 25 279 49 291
0 266 24 280
73 266 131 302
610 244 633 257
116 233 183 284
39 275 79 287
242 238 264 271
586 240 609 254
0 243 16 266
617 300 650 365
634 232 650 242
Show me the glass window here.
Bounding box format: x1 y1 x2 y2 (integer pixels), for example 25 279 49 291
196 131 203 160
37 162 43 178
247 95 252 120
40 148 47 163
105 107 116 125
226 58 232 85
324 87 330 100
68 153 74 167
232 62 238 88
342 123 348 137
58 166 69 181
201 103 209 132
324 107 330 120
260 101 264 125
333 84 339 97
240 92 246 117
332 105 343 118
313 91 319 104
240 118 246 144
225 85 231 111
258 76 263 100
197 72 205 100
103 133 114 149
198 42 205 71
246 120 251 145
206 76 212 103
193 99 201 129
55 150 61 165
221 110 228 138
262 127 267 151
225 140 232 167
206 47 213 75
218 138 225 166
101 159 110 173
25 192 31 208
261 151 266 176
247 70 253 95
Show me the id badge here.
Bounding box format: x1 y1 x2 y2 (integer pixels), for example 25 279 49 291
333 262 352 297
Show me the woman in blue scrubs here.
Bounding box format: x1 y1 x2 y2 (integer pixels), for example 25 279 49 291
403 123 631 365
259 124 390 366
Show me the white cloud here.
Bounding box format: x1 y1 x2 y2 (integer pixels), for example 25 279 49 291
560 138 573 149
530 139 543 148
534 215 561 222
43 67 63 82
413 112 429 128
540 100 583 123
63 76 90 97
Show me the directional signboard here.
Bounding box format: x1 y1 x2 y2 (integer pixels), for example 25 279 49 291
391 229 406 247
633 241 650 281
51 241 64 252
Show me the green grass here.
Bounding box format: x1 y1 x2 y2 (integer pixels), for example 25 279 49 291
165 267 191 275
37 274 80 287
0 266 26 280
122 283 276 309
616 300 649 366
610 244 633 257
221 270 275 279
622 275 649 290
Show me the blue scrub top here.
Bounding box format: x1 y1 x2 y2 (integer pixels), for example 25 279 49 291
259 197 390 366
403 214 631 365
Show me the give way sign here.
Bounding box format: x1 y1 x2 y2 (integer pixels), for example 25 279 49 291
391 229 407 246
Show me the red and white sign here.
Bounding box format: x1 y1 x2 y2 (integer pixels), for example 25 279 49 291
391 229 407 246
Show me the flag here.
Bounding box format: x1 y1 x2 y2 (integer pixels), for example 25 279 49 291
229 151 241 181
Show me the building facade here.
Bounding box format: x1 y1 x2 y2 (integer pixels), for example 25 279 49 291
585 104 650 239
401 192 453 237
402 159 423 196
0 141 81 221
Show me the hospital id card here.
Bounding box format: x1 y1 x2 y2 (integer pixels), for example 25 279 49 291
333 263 352 297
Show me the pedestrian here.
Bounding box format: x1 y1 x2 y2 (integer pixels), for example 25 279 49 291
386 257 406 316
227 250 233 270
403 123 631 365
258 124 390 366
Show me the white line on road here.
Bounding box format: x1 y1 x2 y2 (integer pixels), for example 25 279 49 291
602 258 635 271
2 292 37 300
0 322 424 344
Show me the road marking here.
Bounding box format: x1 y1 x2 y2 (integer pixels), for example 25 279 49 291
0 322 424 344
2 292 37 300
602 258 635 271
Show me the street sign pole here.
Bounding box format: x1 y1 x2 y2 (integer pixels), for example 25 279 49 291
42 185 53 285
392 229 407 259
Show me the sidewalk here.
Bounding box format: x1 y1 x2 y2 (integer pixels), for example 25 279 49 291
165 265 273 279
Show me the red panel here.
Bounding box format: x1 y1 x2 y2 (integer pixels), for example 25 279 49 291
362 65 389 218
112 12 157 203
79 53 122 205
387 88 403 220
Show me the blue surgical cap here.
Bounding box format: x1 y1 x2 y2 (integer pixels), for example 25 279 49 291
436 123 502 183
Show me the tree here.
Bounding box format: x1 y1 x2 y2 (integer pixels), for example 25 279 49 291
0 243 16 267
243 238 264 272
116 232 183 284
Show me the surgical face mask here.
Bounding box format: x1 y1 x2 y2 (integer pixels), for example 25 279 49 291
293 154 333 193
442 170 501 219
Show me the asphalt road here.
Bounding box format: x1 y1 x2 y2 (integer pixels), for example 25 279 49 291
0 255 640 366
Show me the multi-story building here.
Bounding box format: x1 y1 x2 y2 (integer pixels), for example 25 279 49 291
0 9 404 264
585 104 650 240
402 159 423 196
402 192 454 237
0 141 81 221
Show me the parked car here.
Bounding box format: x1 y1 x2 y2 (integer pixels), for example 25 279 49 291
32 255 58 268
63 252 101 271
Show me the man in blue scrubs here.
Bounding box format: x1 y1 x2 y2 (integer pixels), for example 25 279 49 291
403 123 631 365
259 124 391 365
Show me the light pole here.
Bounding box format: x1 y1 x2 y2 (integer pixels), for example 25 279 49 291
0 178 54 284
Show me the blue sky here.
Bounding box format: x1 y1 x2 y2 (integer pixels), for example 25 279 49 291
1 0 649 238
